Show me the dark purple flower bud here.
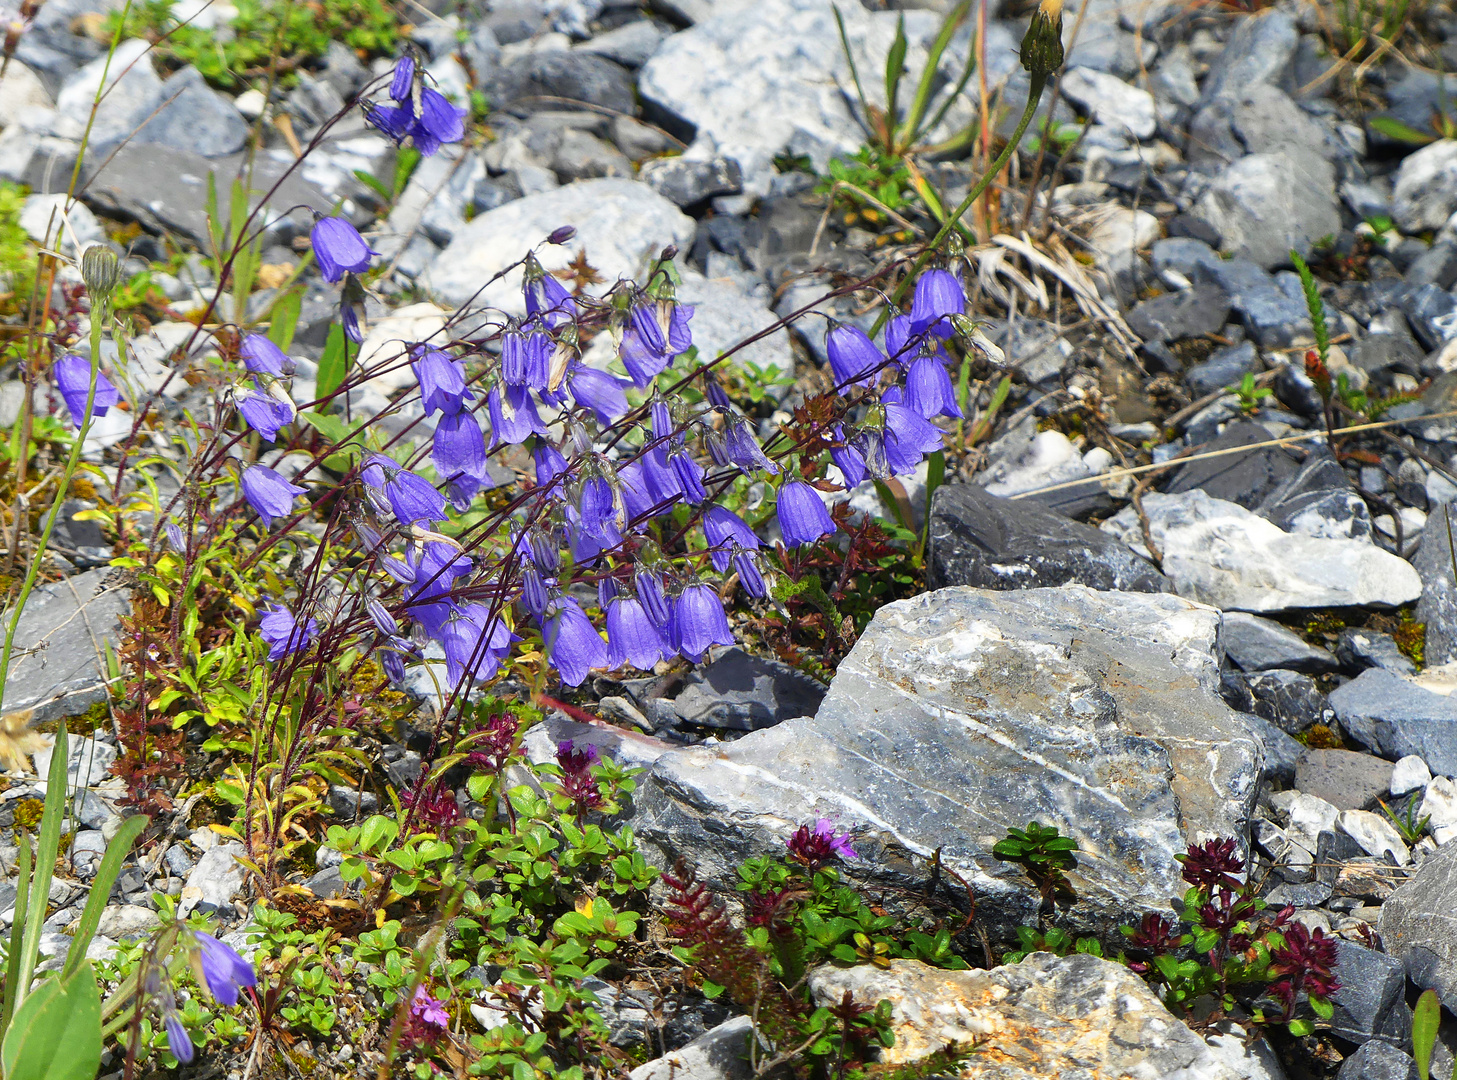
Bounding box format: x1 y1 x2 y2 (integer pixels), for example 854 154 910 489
367 598 399 637
605 595 668 670
703 505 759 573
533 441 570 490
524 256 577 328
242 464 307 529
384 468 446 526
191 930 257 1007
830 427 868 488
526 528 560 573
543 596 608 686
777 479 835 548
826 323 883 390
548 225 576 245
906 355 962 419
650 398 673 442
501 328 551 390
236 382 294 442
703 376 733 411
166 1014 194 1064
669 450 707 504
567 365 629 426
733 549 767 598
909 268 965 338
342 294 365 344
724 417 778 474
786 819 857 870
704 427 732 468
415 87 465 153
389 54 415 101
165 522 186 553
412 346 472 416
441 603 517 685
240 333 288 378
258 604 318 661
311 217 378 284
670 581 735 663
432 410 489 491
488 384 547 447
634 568 670 629
520 563 548 619
576 475 623 548
54 354 119 427
556 738 602 801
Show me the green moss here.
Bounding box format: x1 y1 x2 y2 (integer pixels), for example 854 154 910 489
1297 724 1344 750
13 799 44 830
1394 613 1426 669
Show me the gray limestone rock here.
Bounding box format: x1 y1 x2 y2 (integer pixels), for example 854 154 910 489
925 483 1170 593
1126 284 1230 344
1243 670 1333 735
1194 152 1341 272
0 567 129 724
1294 749 1394 811
667 647 826 733
1337 1040 1421 1080
628 1016 754 1080
1220 612 1338 674
489 51 635 115
181 841 247 916
1162 421 1298 509
1381 840 1457 1013
1185 340 1258 399
1414 502 1457 667
1337 629 1419 676
1199 259 1313 348
53 38 164 152
1394 140 1457 235
1331 669 1457 776
1330 940 1413 1048
639 156 743 208
1198 9 1298 105
138 65 249 158
636 586 1261 939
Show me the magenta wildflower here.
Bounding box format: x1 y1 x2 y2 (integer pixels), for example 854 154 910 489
786 819 857 871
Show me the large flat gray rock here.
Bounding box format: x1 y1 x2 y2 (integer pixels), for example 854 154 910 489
1330 668 1457 775
635 585 1261 938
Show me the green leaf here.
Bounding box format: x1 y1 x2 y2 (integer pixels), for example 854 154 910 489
62 815 148 981
884 15 908 137
1 962 102 1080
1309 995 1334 1020
267 288 304 353
1369 116 1437 144
16 724 69 1017
1414 989 1440 1080
1286 1018 1314 1038
314 323 350 400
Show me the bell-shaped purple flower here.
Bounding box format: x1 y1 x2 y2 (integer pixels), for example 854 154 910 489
542 596 608 687
577 475 621 543
669 450 707 504
364 100 413 142
191 931 257 1008
777 479 835 548
724 417 778 474
826 323 883 390
829 426 868 488
259 604 318 661
882 389 945 475
54 354 119 427
240 334 288 378
634 569 671 628
909 268 965 338
389 54 415 101
166 1015 194 1064
412 346 472 416
533 441 570 490
488 384 547 447
568 365 629 426
236 382 294 442
606 595 668 670
311 217 378 284
619 303 673 387
241 464 306 528
637 451 681 512
520 563 549 619
703 506 759 573
524 258 577 328
615 461 658 525
501 328 551 390
384 467 447 526
432 410 489 508
413 87 466 156
403 541 473 625
906 355 962 419
670 582 735 663
441 603 517 685
733 549 768 598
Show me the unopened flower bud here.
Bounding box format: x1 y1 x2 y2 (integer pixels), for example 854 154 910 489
81 244 119 298
1020 0 1065 82
548 225 576 245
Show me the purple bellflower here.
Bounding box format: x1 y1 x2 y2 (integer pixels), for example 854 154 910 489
777 479 836 547
733 550 767 598
259 605 318 661
441 603 517 685
412 345 472 416
366 55 465 156
488 384 548 447
239 333 288 378
390 53 414 100
311 217 378 283
241 464 306 528
53 354 119 427
568 364 630 425
501 327 552 390
905 354 962 419
909 268 965 338
605 594 668 670
166 1014 193 1064
723 417 779 474
702 506 759 573
881 389 945 475
431 410 490 509
634 569 671 629
829 425 868 488
542 596 608 686
524 256 578 328
826 323 883 390
670 582 734 663
387 469 447 526
668 449 708 504
191 931 257 1008
533 441 570 489
236 381 295 442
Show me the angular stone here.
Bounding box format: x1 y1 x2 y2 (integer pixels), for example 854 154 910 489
1419 776 1457 845
1185 340 1258 398
1199 9 1298 104
925 483 1169 593
1162 421 1298 509
1339 809 1411 865
1337 1041 1420 1080
180 840 247 916
667 647 825 732
0 568 129 724
1331 669 1457 776
1060 67 1156 140
489 51 635 115
1199 258 1313 348
1415 502 1457 667
1400 283 1457 352
1221 612 1338 674
1244 670 1332 734
424 178 695 313
137 65 249 158
636 586 1260 938
1391 755 1433 797
1244 712 1304 785
1100 490 1421 612
639 156 742 208
1338 628 1418 676
629 1016 753 1080
1394 140 1457 235
1380 840 1457 1011
809 956 1283 1080
1127 283 1230 343
1295 749 1392 811
32 734 116 790
1195 152 1340 272
1328 942 1414 1051
674 271 793 384
1256 449 1373 543
53 38 164 152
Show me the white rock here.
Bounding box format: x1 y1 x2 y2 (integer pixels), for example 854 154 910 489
982 429 1096 500
179 840 247 916
0 64 52 128
353 302 451 390
423 178 695 313
630 1016 754 1080
32 735 117 789
1100 490 1424 612
1392 754 1433 796
1060 67 1157 140
95 904 161 940
1337 809 1410 866
19 194 105 258
1195 151 1341 271
674 271 793 386
1085 204 1160 273
1394 139 1457 234
1420 775 1457 845
54 38 165 150
1284 792 1338 854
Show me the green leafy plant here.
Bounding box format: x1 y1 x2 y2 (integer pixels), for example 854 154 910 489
1379 797 1430 844
1229 372 1273 414
992 821 1078 910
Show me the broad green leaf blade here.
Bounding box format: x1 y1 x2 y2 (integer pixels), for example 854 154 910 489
1414 989 1440 1080
1 962 102 1080
314 324 349 400
61 815 148 981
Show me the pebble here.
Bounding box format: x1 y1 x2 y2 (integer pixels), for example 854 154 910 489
1391 755 1433 797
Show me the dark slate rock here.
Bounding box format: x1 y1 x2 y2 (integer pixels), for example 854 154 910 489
1336 1040 1420 1080
1202 258 1313 348
1267 878 1333 907
1406 242 1457 290
137 65 249 158
1243 711 1303 785
1256 447 1373 541
1351 330 1424 377
1243 669 1333 734
1337 629 1418 676
1220 669 1257 713
1152 236 1222 281
327 785 380 819
1126 284 1230 342
1331 668 1457 775
303 866 349 900
925 484 1170 593
0 567 129 724
639 156 742 208
1198 8 1298 104
1273 361 1325 417
1317 828 1368 884
1415 501 1457 667
1381 841 1457 1013
1330 941 1414 1048
1373 69 1457 146
668 647 826 732
1162 421 1298 508
1401 282 1457 351
1221 611 1339 674
489 52 635 115
1294 749 1392 811
1184 340 1258 398
42 499 111 568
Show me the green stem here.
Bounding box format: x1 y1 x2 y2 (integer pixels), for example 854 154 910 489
870 73 1049 338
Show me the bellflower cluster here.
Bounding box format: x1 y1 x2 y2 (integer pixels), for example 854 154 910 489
364 52 467 157
141 925 257 1064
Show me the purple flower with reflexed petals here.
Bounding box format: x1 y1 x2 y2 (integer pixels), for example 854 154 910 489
670 582 735 663
703 506 759 573
777 479 835 547
524 256 578 328
311 217 378 283
236 381 295 441
826 323 883 390
191 931 257 1007
905 355 962 419
909 268 964 338
412 346 472 416
441 603 517 685
542 596 608 686
605 594 669 670
259 605 318 661
239 334 288 378
241 464 306 528
786 819 857 870
53 354 119 427
568 364 630 425
413 88 466 155
367 55 465 157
